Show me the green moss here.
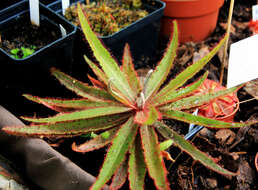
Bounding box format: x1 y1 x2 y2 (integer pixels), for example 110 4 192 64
65 0 148 36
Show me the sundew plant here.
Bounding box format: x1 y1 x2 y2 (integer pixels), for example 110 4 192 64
3 3 257 190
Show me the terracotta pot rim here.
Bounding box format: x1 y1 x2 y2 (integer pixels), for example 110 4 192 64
163 0 224 18
255 152 258 172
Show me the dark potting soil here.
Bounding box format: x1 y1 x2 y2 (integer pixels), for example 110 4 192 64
0 13 61 59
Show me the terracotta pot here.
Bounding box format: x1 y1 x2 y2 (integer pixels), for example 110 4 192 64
255 152 258 172
161 0 224 43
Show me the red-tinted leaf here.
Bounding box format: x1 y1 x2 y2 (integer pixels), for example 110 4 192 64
110 159 128 190
90 118 139 190
22 106 132 123
122 44 141 94
78 4 136 103
144 21 178 101
162 109 250 129
140 125 170 190
72 127 119 152
155 71 208 106
23 94 122 113
162 84 242 111
3 113 129 137
88 75 106 89
156 35 228 99
161 151 174 162
128 134 146 190
155 121 237 176
51 68 116 102
84 55 108 85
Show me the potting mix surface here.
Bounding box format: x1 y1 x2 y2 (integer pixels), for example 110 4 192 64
0 14 61 59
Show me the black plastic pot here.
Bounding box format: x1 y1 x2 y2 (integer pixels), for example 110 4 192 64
39 0 58 6
48 0 165 70
0 0 77 95
0 0 24 11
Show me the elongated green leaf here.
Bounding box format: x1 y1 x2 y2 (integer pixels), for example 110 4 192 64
155 71 208 105
155 121 237 176
84 55 108 85
78 4 135 103
128 134 146 190
122 44 141 94
159 139 173 151
144 21 178 101
3 113 129 137
162 109 249 128
140 125 170 190
163 84 241 111
156 35 228 99
72 127 119 152
110 159 128 190
51 69 116 102
91 117 138 190
24 94 122 112
22 106 132 123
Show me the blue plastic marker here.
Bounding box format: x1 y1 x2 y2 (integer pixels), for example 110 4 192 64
184 109 203 140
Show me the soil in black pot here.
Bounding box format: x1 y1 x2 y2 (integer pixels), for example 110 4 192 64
0 13 61 59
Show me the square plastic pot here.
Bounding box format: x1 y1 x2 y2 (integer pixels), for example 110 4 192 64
47 0 165 69
39 0 58 6
0 0 24 11
0 0 77 95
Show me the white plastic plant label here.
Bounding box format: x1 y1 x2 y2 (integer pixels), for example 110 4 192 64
29 0 40 26
227 34 258 88
252 4 258 21
59 24 67 37
62 0 70 15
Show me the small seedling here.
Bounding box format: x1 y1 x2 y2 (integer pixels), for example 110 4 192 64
10 46 36 59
